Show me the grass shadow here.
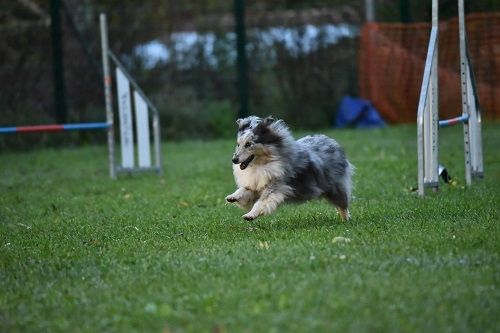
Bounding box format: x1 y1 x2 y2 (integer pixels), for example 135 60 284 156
248 210 352 233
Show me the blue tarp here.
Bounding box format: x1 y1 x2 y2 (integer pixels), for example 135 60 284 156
335 96 385 129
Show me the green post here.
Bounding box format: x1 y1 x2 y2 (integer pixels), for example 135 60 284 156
400 0 411 23
50 0 67 123
234 0 249 118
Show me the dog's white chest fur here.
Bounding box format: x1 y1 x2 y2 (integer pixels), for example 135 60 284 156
233 160 284 192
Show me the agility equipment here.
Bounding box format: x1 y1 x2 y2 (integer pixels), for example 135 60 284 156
100 13 161 178
0 13 162 180
0 123 110 134
417 0 483 196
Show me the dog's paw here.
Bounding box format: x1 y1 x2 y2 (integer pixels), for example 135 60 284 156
242 213 256 221
225 195 238 203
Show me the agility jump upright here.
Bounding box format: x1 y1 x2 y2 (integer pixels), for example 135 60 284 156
417 0 483 196
100 13 162 179
0 14 162 180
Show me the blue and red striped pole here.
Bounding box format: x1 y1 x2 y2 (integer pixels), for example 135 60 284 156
0 122 111 134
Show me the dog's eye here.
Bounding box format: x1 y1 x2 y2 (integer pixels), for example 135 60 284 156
237 143 239 147
244 142 251 148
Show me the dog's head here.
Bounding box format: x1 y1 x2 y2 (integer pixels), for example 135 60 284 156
231 116 282 170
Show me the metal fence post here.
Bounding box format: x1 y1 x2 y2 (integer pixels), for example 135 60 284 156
234 0 249 119
365 0 375 22
50 0 67 124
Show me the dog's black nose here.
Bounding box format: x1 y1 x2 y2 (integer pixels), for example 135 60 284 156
232 157 239 164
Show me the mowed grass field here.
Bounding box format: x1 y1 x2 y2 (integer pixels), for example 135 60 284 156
1 124 499 332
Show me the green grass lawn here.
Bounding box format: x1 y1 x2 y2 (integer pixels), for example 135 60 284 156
1 124 499 332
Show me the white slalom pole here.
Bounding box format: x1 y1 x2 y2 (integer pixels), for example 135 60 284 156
458 0 472 185
417 0 484 196
428 0 439 191
417 0 439 196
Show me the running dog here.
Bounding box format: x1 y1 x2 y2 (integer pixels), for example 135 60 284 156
225 116 354 221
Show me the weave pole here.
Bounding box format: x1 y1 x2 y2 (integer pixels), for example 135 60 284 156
416 0 483 196
417 0 439 196
457 0 483 184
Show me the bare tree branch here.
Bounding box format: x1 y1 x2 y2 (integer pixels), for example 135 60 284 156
17 0 50 23
0 1 50 30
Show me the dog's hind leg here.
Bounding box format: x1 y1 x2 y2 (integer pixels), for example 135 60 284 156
325 185 350 221
336 207 350 221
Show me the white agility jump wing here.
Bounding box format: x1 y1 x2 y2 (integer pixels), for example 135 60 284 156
134 91 151 168
116 67 135 168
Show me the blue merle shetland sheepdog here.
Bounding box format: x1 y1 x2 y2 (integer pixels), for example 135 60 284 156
226 116 354 221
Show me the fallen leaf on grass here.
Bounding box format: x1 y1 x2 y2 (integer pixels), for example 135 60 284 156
144 303 157 313
125 225 140 231
258 241 269 249
332 236 351 244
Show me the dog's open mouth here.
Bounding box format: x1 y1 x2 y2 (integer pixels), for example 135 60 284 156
240 155 255 170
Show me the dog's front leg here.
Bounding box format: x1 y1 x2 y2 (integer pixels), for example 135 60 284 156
242 184 289 221
225 187 256 211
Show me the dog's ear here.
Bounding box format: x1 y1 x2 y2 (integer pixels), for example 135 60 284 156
253 118 282 145
236 118 243 126
263 116 275 126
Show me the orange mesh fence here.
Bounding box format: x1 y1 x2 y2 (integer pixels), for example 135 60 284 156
359 13 500 123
